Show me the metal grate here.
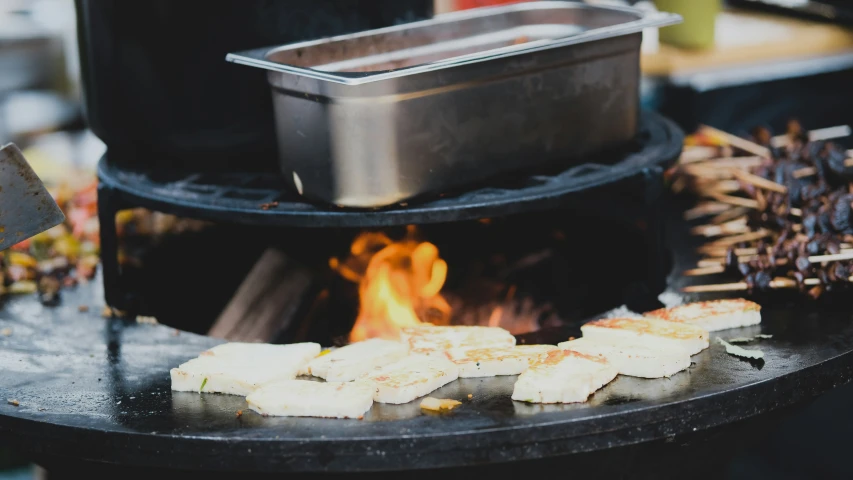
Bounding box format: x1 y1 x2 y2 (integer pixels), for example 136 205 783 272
98 111 683 228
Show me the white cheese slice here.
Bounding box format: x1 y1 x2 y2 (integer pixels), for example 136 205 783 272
400 325 516 356
170 342 321 396
558 337 690 378
644 298 761 332
246 380 374 418
580 317 709 356
444 345 558 378
305 338 409 382
361 354 459 404
511 350 618 404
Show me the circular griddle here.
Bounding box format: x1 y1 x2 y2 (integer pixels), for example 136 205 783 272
96 111 683 228
2 277 853 474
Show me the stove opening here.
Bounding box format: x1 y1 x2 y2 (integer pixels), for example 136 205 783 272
117 187 670 347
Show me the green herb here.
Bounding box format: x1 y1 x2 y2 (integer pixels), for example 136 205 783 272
726 337 753 344
717 337 763 360
199 377 208 393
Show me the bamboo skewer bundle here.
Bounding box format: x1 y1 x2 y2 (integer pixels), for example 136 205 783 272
671 122 853 296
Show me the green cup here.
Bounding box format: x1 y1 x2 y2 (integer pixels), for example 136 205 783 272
653 0 722 50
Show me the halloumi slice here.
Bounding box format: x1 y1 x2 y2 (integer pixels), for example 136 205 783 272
581 317 709 356
361 354 459 404
401 325 516 356
558 337 690 378
644 298 761 332
305 338 409 382
170 342 321 396
246 380 374 419
511 350 618 404
444 345 558 377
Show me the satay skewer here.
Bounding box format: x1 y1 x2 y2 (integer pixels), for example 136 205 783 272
771 125 852 148
682 276 853 293
699 125 771 158
729 168 788 193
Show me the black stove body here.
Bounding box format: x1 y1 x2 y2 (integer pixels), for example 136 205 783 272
95 112 683 340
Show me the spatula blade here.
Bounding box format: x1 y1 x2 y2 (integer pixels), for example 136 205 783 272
0 143 66 252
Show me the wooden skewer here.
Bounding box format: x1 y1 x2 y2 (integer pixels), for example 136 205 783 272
690 218 749 237
687 251 853 276
792 167 816 179
729 168 788 193
771 125 852 148
691 156 764 169
682 277 796 293
679 146 720 164
709 192 760 209
699 125 771 158
682 275 853 293
792 159 853 179
710 207 749 225
681 164 736 180
706 229 771 247
808 251 853 263
697 246 759 257
684 202 730 220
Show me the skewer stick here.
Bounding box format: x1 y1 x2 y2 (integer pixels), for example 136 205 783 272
705 229 771 247
709 192 760 209
729 168 788 193
792 167 816 179
710 207 749 225
679 146 720 164
693 156 764 169
699 125 771 158
808 251 853 263
681 277 796 293
684 265 725 276
690 218 749 237
684 202 730 220
771 125 852 148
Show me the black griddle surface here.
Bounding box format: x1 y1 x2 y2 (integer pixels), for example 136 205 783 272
1 282 853 473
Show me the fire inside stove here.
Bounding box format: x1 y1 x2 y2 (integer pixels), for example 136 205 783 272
330 227 451 342
118 206 667 344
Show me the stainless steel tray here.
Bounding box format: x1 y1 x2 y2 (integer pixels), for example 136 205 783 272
227 2 680 208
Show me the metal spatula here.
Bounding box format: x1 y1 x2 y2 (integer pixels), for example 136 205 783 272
0 143 66 251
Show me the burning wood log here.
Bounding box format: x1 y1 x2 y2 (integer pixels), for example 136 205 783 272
208 248 316 343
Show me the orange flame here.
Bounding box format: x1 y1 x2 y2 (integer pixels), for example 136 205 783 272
331 227 451 342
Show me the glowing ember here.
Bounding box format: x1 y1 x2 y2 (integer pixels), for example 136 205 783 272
331 227 451 342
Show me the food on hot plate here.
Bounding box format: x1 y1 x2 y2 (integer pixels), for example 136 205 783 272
511 350 618 404
246 380 374 419
400 325 516 356
361 354 459 404
304 338 409 382
670 122 853 298
580 317 710 356
716 338 764 360
644 298 761 332
558 337 691 379
419 397 462 412
170 342 321 396
443 345 558 378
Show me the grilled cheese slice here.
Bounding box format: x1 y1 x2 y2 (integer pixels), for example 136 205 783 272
246 380 374 419
558 337 690 378
444 345 558 378
170 342 321 396
511 350 618 404
305 338 409 382
644 299 761 332
400 325 516 356
362 354 459 404
580 317 709 356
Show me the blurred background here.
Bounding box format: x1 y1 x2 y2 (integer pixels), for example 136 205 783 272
1 0 853 478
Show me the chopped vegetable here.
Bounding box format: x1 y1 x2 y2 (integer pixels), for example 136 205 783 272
717 337 764 360
726 337 753 344
419 397 462 412
755 334 773 339
199 377 208 393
